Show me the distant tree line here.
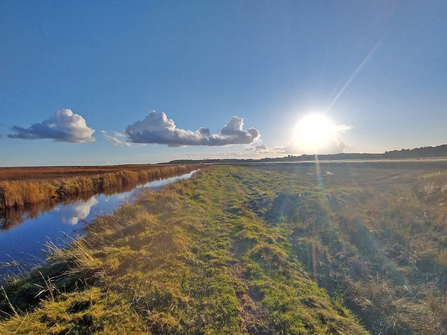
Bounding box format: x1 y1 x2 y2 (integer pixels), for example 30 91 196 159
167 144 447 164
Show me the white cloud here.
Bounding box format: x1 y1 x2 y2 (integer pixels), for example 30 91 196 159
101 130 131 147
254 144 270 153
336 125 352 133
321 137 349 153
274 137 349 155
246 143 271 153
8 109 95 143
124 111 260 146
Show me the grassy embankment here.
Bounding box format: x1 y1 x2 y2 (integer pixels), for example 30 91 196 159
1 163 447 334
0 164 201 212
0 166 367 334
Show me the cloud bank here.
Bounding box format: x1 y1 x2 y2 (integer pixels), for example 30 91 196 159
8 109 95 143
124 111 259 147
254 144 269 152
273 139 348 155
246 144 270 153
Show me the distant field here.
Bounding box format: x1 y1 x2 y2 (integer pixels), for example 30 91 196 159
1 163 447 334
0 164 186 182
3 159 445 182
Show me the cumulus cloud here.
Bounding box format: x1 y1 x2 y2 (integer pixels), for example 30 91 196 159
101 130 131 147
8 109 95 143
124 111 260 146
323 138 348 153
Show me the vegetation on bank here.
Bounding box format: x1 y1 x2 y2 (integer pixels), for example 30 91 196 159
0 166 367 334
1 163 447 334
0 164 200 182
0 164 201 211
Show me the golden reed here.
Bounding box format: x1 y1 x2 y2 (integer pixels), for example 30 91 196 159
0 165 201 210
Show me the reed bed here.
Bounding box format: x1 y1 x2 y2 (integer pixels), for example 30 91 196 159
0 164 201 211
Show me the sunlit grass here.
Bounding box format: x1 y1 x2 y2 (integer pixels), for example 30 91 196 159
0 166 368 334
252 162 447 334
2 163 447 334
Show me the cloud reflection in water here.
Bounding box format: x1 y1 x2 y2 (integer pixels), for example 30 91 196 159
51 197 99 225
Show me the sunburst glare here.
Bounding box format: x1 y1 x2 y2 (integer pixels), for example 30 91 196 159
295 114 337 150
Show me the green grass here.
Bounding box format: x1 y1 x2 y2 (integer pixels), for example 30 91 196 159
4 162 446 334
0 166 367 334
251 163 447 334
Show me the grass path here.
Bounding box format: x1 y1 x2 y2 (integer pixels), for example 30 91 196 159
0 166 366 334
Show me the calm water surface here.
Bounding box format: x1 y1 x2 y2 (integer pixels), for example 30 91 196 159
0 170 199 277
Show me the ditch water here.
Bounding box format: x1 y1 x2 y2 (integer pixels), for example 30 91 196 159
0 169 199 278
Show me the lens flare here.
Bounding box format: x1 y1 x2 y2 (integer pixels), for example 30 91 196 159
295 114 336 148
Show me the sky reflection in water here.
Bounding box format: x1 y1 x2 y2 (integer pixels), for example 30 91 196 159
0 170 198 277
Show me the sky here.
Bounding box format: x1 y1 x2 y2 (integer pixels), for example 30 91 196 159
1 0 446 166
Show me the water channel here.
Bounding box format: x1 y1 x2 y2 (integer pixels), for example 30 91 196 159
0 169 199 278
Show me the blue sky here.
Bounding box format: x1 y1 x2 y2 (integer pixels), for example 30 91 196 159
1 0 446 166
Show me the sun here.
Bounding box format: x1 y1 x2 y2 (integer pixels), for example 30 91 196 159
295 114 336 148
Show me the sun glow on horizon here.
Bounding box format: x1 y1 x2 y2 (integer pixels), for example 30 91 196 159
294 114 338 150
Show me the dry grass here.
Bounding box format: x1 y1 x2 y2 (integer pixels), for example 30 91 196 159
0 164 196 182
249 162 447 334
0 164 202 210
3 163 447 334
0 166 367 334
